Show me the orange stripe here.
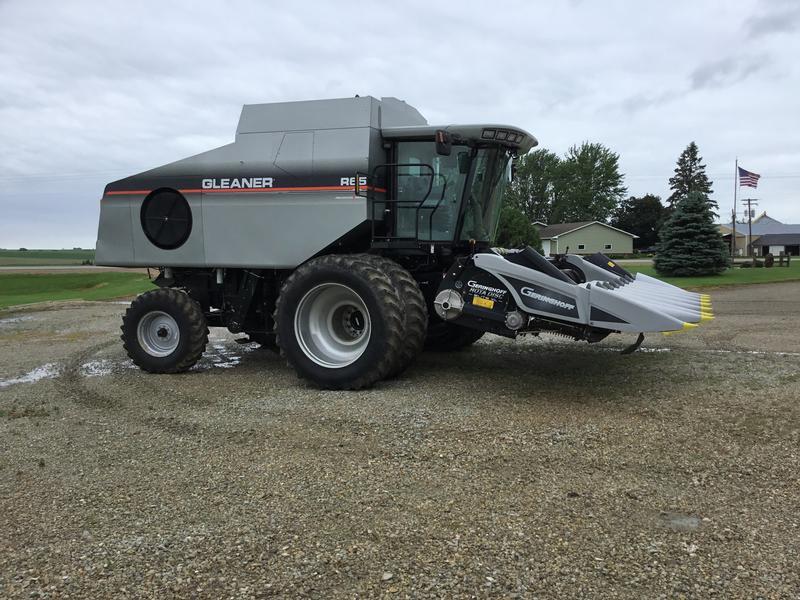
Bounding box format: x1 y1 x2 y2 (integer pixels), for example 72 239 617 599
105 185 387 196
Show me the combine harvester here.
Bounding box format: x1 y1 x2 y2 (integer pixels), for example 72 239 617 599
96 96 712 389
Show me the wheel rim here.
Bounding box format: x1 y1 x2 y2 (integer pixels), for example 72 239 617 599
294 283 371 368
137 310 180 357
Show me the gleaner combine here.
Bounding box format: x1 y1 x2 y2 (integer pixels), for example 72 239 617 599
96 96 712 389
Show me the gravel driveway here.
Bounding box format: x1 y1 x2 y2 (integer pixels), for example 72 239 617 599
1 283 799 598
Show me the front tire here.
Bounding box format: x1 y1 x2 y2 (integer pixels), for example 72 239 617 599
121 288 208 373
274 255 405 390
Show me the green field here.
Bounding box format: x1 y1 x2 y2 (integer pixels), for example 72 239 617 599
0 272 154 309
0 257 797 310
0 249 95 266
620 261 800 289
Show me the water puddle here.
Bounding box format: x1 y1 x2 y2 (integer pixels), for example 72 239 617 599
658 511 702 531
78 358 143 377
707 349 800 358
75 339 260 378
194 341 259 370
0 315 35 328
79 359 116 377
0 363 60 388
598 345 800 358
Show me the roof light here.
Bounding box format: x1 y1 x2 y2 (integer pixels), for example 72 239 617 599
495 130 508 141
482 129 496 139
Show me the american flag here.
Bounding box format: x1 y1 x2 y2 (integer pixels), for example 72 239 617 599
738 166 761 188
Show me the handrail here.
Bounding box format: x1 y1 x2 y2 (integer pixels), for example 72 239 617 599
362 163 446 242
426 173 448 240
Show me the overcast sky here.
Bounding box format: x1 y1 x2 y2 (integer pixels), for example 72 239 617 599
1 0 798 248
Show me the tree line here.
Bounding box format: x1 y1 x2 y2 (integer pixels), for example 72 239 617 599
497 140 729 276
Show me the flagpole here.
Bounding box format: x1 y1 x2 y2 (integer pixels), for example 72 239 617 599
732 158 738 258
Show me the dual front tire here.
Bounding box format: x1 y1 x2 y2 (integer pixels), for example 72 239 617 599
274 254 426 390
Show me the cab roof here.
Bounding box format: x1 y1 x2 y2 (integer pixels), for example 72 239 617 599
382 124 538 153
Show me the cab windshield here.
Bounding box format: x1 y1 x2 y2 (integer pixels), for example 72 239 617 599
459 147 510 242
394 142 511 243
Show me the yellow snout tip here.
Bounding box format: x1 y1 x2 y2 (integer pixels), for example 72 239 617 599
662 321 699 335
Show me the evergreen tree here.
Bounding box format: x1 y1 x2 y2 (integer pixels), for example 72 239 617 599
495 205 542 251
668 142 714 210
654 191 729 276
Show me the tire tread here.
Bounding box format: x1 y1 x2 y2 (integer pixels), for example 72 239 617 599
274 254 405 390
121 288 208 373
357 255 427 377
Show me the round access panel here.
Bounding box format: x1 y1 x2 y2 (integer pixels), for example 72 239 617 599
140 188 192 250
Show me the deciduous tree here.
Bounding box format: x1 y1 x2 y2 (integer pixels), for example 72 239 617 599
550 142 627 223
611 194 666 250
504 149 561 223
495 205 542 251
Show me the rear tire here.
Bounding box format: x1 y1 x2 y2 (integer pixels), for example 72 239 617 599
121 288 208 373
425 320 485 352
357 255 427 377
274 255 405 390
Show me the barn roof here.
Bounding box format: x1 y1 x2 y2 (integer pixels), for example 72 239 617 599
537 221 638 239
751 233 800 246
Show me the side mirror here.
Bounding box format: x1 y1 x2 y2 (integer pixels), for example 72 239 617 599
435 129 452 156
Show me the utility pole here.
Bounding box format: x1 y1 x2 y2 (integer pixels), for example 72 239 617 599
741 198 758 258
732 158 738 258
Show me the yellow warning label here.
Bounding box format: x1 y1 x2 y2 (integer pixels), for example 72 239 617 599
607 261 616 267
472 296 494 309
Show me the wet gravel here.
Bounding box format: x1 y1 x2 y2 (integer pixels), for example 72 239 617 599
1 283 799 598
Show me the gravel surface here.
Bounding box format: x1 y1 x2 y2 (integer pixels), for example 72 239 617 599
1 284 799 598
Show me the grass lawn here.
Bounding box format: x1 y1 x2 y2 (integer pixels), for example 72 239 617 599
621 261 800 289
0 272 154 309
0 249 95 266
0 256 797 310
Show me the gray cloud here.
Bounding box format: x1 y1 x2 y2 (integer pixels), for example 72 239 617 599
745 1 800 38
689 54 767 91
615 90 682 115
1 0 799 248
